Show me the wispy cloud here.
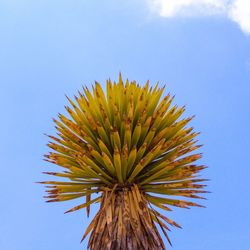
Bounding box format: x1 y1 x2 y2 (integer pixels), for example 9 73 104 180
148 0 250 34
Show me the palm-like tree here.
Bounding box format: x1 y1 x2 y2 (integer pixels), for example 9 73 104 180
41 75 207 249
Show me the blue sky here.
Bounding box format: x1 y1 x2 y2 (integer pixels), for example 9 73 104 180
0 1 250 249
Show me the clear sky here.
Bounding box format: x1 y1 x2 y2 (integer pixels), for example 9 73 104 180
0 1 250 250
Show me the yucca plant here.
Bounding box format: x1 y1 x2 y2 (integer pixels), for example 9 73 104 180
40 74 207 249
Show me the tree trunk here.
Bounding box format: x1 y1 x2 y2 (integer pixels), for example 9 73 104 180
87 184 166 250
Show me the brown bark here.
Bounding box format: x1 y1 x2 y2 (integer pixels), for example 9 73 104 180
88 185 166 250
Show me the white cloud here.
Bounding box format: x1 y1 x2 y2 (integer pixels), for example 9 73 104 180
148 0 250 34
229 0 250 34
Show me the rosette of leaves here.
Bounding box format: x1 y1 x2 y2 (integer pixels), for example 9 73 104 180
40 75 208 249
